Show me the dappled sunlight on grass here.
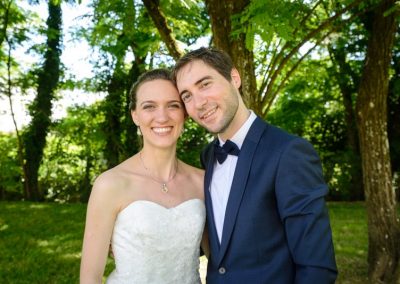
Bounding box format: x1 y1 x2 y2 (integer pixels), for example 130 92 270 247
0 201 370 283
61 252 81 260
0 223 9 231
29 204 50 209
0 201 87 283
328 202 368 283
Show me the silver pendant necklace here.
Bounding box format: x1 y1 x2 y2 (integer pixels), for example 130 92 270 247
139 151 178 193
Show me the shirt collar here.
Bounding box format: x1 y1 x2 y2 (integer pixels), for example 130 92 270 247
218 110 257 149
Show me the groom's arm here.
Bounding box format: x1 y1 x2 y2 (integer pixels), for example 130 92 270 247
275 137 338 284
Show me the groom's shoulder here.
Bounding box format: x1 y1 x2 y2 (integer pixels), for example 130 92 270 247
255 119 306 150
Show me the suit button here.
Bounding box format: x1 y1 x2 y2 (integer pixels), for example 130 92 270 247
218 267 226 274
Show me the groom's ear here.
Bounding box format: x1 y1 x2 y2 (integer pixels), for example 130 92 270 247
230 68 241 89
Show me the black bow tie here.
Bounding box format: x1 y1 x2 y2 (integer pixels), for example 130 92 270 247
214 140 240 164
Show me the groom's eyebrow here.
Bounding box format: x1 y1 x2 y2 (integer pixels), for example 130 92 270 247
195 76 212 85
179 76 212 97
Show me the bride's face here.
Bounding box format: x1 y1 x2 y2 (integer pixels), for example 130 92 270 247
131 79 186 149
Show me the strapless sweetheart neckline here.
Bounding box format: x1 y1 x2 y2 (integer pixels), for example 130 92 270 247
119 198 203 213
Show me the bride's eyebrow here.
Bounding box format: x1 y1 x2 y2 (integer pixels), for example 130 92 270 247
139 100 156 105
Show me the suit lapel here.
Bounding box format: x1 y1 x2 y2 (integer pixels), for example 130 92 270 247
204 140 221 254
216 117 266 265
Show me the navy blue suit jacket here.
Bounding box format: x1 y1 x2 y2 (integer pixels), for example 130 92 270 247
201 117 337 284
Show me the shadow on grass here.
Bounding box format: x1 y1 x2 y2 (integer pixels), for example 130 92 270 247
0 202 109 283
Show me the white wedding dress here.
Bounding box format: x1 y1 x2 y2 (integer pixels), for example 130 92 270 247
106 199 205 284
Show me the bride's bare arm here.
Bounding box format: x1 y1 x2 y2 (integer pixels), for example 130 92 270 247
80 174 119 284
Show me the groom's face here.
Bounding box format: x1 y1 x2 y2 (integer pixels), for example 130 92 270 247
175 60 241 136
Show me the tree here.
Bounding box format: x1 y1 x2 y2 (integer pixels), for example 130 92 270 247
355 0 400 282
85 0 209 168
41 102 106 202
22 0 62 200
207 0 366 117
142 0 183 60
85 0 160 168
205 0 259 113
0 0 32 199
324 5 368 200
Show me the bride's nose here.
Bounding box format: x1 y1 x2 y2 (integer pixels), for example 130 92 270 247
154 107 169 123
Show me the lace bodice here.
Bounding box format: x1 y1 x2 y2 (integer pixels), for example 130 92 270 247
106 199 205 284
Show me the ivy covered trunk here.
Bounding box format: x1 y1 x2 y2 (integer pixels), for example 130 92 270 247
355 1 400 282
103 62 125 169
205 0 260 115
23 0 62 201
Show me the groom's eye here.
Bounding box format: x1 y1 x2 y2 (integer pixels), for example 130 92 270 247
181 92 192 103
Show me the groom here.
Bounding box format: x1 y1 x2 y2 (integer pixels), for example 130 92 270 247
172 47 337 283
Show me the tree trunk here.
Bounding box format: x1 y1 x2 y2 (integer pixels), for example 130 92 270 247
103 62 126 168
23 0 62 201
355 1 400 282
205 0 260 114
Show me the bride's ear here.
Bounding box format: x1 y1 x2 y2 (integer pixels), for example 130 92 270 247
131 110 139 126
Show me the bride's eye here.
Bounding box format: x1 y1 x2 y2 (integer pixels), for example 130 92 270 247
142 104 155 110
169 102 182 109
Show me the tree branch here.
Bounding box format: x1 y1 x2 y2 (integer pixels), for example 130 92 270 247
142 0 183 60
261 0 365 108
5 35 29 199
0 0 12 47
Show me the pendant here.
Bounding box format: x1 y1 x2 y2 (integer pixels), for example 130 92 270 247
162 183 168 193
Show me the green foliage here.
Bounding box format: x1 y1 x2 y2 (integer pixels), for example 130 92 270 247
233 0 359 50
40 102 107 202
177 118 213 168
232 0 304 48
0 133 23 200
0 1 42 93
1 0 398 205
161 0 210 46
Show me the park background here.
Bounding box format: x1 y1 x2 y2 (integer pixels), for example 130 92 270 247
0 0 399 283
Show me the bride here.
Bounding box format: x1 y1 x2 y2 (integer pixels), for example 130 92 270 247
80 69 208 283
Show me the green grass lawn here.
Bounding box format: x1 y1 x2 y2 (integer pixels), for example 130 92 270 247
0 201 369 283
329 202 368 284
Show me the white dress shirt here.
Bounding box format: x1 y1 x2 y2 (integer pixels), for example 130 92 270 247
210 111 257 243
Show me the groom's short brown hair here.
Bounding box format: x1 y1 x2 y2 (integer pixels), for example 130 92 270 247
171 47 234 83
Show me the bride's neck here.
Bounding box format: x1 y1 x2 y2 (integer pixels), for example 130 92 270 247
139 148 178 178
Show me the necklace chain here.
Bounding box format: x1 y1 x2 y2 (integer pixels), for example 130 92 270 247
139 152 178 193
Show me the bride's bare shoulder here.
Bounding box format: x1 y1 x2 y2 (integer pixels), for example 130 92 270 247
91 157 140 196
